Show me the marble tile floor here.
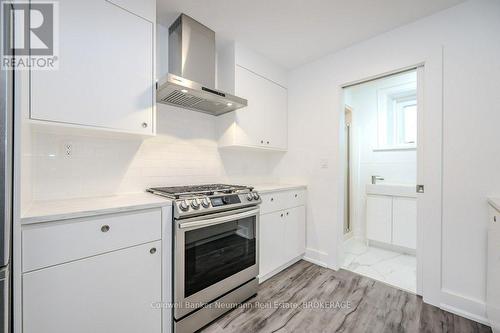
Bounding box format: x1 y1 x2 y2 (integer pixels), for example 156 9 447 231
342 238 417 293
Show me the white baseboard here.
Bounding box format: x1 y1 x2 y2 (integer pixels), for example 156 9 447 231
303 248 328 268
440 289 490 326
258 255 303 283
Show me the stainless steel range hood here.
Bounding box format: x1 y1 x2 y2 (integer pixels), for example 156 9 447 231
157 14 247 116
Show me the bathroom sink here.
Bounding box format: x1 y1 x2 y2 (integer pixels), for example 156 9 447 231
366 183 416 197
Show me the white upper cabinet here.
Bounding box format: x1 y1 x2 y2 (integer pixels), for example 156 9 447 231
217 43 288 151
30 0 155 135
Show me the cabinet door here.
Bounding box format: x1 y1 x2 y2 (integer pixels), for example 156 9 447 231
392 197 417 249
234 66 287 149
259 211 285 277
487 206 500 327
366 195 392 244
23 241 162 333
284 206 306 262
30 0 154 134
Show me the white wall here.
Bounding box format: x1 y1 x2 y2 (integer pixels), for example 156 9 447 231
345 71 417 239
27 103 279 201
275 0 500 322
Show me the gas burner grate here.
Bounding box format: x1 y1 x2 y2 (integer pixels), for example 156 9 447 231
147 184 253 199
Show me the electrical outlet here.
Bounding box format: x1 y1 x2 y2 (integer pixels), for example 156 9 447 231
64 142 73 157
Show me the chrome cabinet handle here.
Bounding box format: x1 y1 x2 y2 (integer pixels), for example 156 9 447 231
101 225 110 232
280 213 284 217
267 141 270 144
261 140 264 144
294 194 298 198
142 122 148 128
286 212 289 216
150 248 157 254
270 198 274 202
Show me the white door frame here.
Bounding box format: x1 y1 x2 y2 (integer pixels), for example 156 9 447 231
333 47 443 307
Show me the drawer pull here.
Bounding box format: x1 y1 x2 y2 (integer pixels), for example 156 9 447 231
286 212 289 216
150 247 157 254
101 225 110 233
271 198 274 202
295 194 298 198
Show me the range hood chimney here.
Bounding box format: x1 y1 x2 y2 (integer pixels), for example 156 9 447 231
157 14 247 116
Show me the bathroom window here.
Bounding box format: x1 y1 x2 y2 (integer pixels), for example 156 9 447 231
377 82 417 149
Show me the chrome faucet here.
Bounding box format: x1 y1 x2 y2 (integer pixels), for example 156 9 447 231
371 175 384 184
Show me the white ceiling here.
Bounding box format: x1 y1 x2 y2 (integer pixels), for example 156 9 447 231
157 0 466 69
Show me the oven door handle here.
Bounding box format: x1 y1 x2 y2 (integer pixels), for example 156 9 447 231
178 208 260 230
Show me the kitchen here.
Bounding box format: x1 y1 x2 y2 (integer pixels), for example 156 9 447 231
1 0 500 332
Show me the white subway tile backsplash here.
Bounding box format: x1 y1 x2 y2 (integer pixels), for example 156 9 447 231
29 104 278 200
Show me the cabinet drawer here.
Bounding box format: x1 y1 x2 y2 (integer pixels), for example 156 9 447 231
260 192 286 214
260 189 306 214
22 209 162 272
285 189 306 208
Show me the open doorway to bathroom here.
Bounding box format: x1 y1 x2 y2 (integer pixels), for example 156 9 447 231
341 69 419 294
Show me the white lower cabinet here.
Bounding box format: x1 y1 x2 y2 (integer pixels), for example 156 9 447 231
23 241 162 333
284 206 306 262
366 195 392 244
21 208 167 333
259 211 285 277
366 195 416 250
392 197 417 249
258 188 306 282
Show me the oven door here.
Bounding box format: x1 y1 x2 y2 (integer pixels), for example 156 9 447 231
174 207 259 319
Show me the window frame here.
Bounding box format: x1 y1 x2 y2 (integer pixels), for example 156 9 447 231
376 82 417 150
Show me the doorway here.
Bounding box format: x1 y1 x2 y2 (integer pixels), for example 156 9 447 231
341 68 421 294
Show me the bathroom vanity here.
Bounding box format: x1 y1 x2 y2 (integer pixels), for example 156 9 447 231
365 184 416 250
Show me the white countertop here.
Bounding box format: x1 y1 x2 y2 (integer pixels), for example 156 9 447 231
488 198 500 212
21 192 172 224
366 183 416 198
252 183 307 194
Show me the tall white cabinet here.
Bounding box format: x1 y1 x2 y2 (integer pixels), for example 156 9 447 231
217 43 288 151
29 0 156 135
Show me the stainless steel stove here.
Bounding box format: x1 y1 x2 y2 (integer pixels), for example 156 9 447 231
147 184 260 333
147 183 261 219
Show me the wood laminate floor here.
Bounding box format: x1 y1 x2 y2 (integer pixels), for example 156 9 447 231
201 260 491 333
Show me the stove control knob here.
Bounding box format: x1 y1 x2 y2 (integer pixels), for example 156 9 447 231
246 193 254 201
222 196 231 204
179 200 189 211
190 199 200 210
201 197 210 208
252 192 260 200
